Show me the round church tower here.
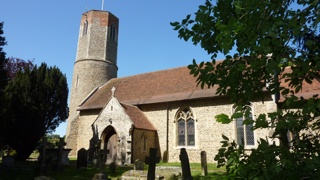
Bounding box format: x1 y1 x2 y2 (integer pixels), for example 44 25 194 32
66 10 119 156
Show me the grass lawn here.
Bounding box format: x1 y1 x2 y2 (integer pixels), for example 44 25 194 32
0 157 226 180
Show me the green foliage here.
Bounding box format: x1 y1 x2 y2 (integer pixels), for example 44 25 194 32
3 63 68 161
0 22 7 149
215 114 232 124
172 0 320 179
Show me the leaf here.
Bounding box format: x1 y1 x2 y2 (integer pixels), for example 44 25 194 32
173 25 181 31
222 134 229 141
231 112 243 119
216 114 232 124
170 21 179 26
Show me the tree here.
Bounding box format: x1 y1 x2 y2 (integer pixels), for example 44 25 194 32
4 57 34 79
3 63 68 160
0 22 7 149
172 0 320 179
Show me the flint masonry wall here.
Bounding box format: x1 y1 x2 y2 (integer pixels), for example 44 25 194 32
66 10 118 156
132 129 159 162
76 109 101 151
141 97 278 163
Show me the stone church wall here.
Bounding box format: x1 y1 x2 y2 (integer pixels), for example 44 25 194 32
141 97 278 163
132 129 159 163
76 109 101 151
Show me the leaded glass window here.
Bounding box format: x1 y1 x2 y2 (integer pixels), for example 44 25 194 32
235 105 255 146
176 108 195 147
178 120 185 146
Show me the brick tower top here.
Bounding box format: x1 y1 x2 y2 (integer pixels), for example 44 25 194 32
76 10 119 65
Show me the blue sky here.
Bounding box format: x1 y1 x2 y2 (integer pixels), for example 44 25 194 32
1 0 223 136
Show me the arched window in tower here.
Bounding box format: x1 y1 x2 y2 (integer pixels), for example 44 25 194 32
233 104 255 146
109 24 116 41
176 108 195 147
83 20 88 36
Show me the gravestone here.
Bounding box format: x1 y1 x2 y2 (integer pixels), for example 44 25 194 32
94 140 102 168
134 159 144 170
179 148 193 180
92 140 108 180
92 152 107 180
88 138 95 163
200 151 208 176
145 148 160 180
38 137 47 175
109 162 116 173
1 155 15 168
54 138 66 172
77 148 88 169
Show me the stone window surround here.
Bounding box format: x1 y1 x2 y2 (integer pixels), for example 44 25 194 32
233 103 256 148
174 107 198 149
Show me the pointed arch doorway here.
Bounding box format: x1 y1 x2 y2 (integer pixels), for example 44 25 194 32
101 125 118 164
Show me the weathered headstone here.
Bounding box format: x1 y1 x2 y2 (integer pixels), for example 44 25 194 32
39 137 47 175
145 148 160 180
134 159 145 170
2 155 15 168
94 140 102 168
92 173 107 180
92 140 108 180
200 151 208 176
77 148 88 169
88 138 95 162
54 137 66 172
179 148 193 180
109 161 116 173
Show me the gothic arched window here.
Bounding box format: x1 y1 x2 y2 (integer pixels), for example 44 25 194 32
83 20 88 36
234 105 255 146
176 108 195 147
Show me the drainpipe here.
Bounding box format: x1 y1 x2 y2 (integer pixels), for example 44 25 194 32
166 103 169 160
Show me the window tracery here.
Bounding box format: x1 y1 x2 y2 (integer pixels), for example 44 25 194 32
234 105 255 146
176 108 195 146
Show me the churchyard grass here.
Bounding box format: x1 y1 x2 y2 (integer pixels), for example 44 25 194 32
158 162 226 180
0 158 225 179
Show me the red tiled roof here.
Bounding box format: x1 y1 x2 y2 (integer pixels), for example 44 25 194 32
121 103 156 131
78 64 320 110
278 67 320 102
78 66 219 110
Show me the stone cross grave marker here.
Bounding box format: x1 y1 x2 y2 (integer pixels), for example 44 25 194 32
134 159 145 170
145 148 160 180
99 149 109 173
92 141 109 180
91 150 108 180
55 137 66 172
180 148 193 180
201 151 208 176
94 140 101 168
39 137 47 175
77 148 88 169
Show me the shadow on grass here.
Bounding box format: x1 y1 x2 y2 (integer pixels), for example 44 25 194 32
0 159 226 180
193 172 227 180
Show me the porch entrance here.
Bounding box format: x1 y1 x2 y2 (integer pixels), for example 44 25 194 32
101 125 118 164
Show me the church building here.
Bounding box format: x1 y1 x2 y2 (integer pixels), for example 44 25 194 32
65 10 320 164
